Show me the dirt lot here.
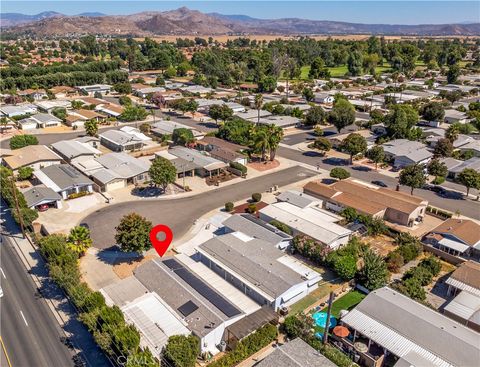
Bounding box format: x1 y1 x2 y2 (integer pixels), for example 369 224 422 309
364 234 397 257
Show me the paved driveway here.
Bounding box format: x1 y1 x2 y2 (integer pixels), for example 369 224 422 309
82 166 317 249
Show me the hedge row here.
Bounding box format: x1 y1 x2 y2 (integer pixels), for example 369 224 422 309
37 234 155 366
208 324 277 367
229 161 247 174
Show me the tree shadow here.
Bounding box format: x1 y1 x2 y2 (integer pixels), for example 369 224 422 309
322 157 349 166
321 178 337 185
302 151 323 157
131 186 163 198
95 247 142 266
352 165 372 172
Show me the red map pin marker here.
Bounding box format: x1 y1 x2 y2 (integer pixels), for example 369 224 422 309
149 224 173 257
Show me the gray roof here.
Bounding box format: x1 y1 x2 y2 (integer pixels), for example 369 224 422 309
257 115 300 128
36 164 93 191
440 157 463 171
99 130 143 146
134 258 237 337
341 287 480 367
234 109 271 120
51 140 99 160
383 139 427 157
94 152 150 182
169 146 226 171
198 233 304 298
450 157 480 173
256 338 336 367
31 113 62 123
171 157 198 172
222 214 292 244
276 190 319 208
23 186 61 207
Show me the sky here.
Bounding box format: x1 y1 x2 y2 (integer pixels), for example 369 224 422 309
1 1 479 25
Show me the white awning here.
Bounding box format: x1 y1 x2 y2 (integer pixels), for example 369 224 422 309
443 291 480 321
438 238 469 253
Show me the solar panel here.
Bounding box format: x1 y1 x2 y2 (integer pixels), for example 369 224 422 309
177 300 199 317
163 258 241 318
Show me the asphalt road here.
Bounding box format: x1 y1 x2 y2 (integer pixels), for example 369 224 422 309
82 165 317 248
282 124 361 146
277 146 480 219
0 235 74 367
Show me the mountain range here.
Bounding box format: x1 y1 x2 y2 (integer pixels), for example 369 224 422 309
1 7 479 36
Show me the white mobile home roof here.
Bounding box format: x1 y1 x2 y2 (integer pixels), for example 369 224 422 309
122 293 190 357
443 291 480 323
259 202 350 245
341 287 480 367
169 146 226 171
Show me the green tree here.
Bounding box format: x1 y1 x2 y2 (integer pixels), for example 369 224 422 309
113 83 132 95
328 99 355 133
252 128 270 161
457 168 480 197
115 213 153 254
309 57 330 79
427 159 447 179
332 254 357 280
67 226 92 257
341 133 367 164
119 105 148 122
266 124 284 161
357 249 389 291
384 105 419 139
400 277 426 301
283 315 311 339
330 167 350 180
118 95 132 106
304 106 326 126
366 146 385 170
17 166 34 180
347 51 363 76
447 64 461 84
421 102 445 123
434 138 454 157
126 349 157 367
302 87 314 102
9 135 38 150
84 120 98 136
399 164 426 195
52 107 67 121
149 156 177 192
164 335 200 367
113 325 140 357
312 137 332 155
254 94 263 124
208 104 233 125
445 124 459 143
172 128 194 146
258 75 277 93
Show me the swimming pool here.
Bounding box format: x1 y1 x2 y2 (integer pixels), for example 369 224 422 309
312 311 337 329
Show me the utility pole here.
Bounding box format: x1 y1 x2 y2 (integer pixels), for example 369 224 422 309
323 291 335 345
10 176 26 238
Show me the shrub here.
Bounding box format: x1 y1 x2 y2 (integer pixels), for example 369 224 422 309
269 220 292 235
10 135 38 150
251 192 262 202
67 191 91 200
386 251 404 272
419 256 441 276
403 266 433 286
229 161 247 174
208 324 277 367
292 235 331 264
328 253 358 280
246 203 257 214
398 277 426 301
225 202 234 212
330 167 350 180
432 176 445 185
163 335 200 367
17 166 34 180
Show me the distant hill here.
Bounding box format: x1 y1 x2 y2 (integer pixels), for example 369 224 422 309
2 7 479 36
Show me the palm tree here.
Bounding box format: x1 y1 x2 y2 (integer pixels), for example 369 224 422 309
67 226 92 257
266 124 284 161
254 94 263 125
445 124 459 143
252 129 271 161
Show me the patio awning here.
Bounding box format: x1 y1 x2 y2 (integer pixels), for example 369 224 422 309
438 238 469 253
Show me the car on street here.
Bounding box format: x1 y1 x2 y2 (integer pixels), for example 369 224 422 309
371 180 388 188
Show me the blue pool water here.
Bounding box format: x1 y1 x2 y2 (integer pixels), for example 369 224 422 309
312 312 337 329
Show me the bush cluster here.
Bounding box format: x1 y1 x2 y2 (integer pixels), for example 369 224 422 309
269 219 292 235
339 208 388 236
251 192 262 202
208 324 277 367
37 234 153 364
396 256 441 302
292 235 332 264
229 161 247 174
386 233 423 272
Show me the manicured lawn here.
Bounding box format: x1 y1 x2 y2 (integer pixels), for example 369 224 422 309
321 290 366 318
289 282 333 315
299 63 392 79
